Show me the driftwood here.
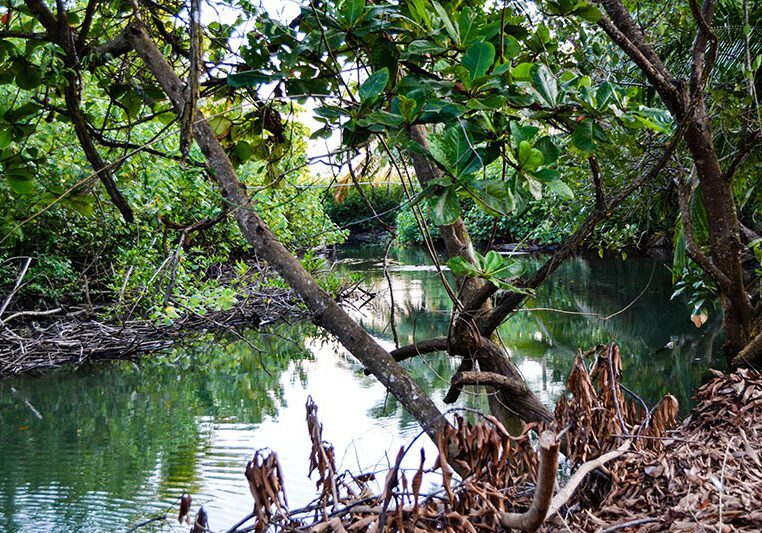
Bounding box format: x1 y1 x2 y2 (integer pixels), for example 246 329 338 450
0 285 299 379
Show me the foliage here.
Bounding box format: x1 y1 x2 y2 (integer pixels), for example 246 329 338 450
323 183 404 234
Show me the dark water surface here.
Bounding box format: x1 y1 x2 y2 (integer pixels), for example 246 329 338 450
0 247 723 532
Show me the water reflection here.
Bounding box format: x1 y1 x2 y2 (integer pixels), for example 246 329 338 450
0 247 722 531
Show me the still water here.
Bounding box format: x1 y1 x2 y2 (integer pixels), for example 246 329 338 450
0 247 722 531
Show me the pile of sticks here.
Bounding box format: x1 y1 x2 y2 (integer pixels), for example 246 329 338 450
0 285 301 379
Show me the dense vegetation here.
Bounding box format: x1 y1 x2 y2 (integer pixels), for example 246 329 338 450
0 0 760 471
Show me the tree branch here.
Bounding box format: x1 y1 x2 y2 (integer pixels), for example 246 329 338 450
0 31 50 41
477 119 691 337
688 0 718 95
443 358 473 404
722 130 761 182
546 439 632 519
76 0 100 50
594 2 681 112
363 337 450 375
675 174 732 292
731 329 762 367
450 370 528 398
500 431 559 531
23 0 59 36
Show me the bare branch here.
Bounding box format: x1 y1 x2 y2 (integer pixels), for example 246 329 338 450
731 329 762 367
546 439 632 519
689 0 718 95
451 370 528 398
76 0 100 49
500 431 559 531
0 31 50 40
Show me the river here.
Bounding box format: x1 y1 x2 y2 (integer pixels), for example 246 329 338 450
0 246 723 531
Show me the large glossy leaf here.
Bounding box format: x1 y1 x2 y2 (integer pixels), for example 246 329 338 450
548 179 575 199
462 41 495 81
534 136 560 164
358 110 404 127
227 70 275 87
573 3 601 22
517 140 544 171
430 0 459 42
468 179 515 216
0 126 12 149
407 40 447 56
447 256 480 277
340 0 366 26
359 68 389 102
571 119 595 152
428 186 461 225
15 64 42 90
5 166 35 195
530 64 558 107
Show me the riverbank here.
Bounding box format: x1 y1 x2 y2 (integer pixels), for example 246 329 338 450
0 283 301 379
146 348 761 532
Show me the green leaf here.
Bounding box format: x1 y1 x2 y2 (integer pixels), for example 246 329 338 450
468 179 515 216
64 195 95 217
234 140 252 161
0 126 12 149
340 0 366 26
431 0 459 43
596 82 615 109
530 64 558 108
359 110 404 127
5 167 35 195
428 186 461 225
517 140 544 171
462 41 495 81
209 116 233 138
458 9 478 45
571 119 595 152
4 103 41 123
447 256 480 277
533 168 560 182
359 68 389 102
511 62 534 81
573 4 601 22
534 136 559 165
548 179 574 199
15 65 42 90
407 40 446 56
227 70 274 87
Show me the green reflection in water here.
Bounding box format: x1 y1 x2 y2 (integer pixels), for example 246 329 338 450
336 245 723 413
0 248 722 532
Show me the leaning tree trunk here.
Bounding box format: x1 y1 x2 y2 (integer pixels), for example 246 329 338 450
124 20 450 443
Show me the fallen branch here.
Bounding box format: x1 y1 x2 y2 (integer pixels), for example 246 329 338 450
500 431 560 532
546 439 633 519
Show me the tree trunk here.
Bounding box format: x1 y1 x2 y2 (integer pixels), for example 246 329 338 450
407 125 551 426
683 102 759 361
